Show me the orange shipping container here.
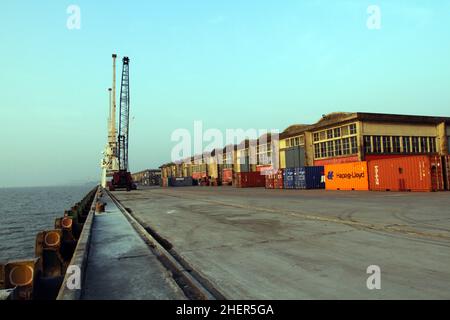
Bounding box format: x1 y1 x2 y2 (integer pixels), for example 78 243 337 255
368 155 444 192
325 162 369 191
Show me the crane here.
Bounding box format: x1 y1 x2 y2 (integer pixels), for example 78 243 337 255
108 56 136 191
100 54 120 188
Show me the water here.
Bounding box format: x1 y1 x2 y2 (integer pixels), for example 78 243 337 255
0 185 96 262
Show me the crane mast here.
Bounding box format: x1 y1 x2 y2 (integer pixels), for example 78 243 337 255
118 57 130 171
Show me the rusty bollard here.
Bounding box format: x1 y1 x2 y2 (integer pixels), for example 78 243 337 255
95 201 106 213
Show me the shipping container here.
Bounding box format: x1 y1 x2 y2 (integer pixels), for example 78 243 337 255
234 172 265 188
445 155 450 191
295 166 325 189
368 155 444 192
325 162 369 191
161 177 169 188
264 169 283 189
170 177 194 187
222 168 233 185
314 155 359 167
283 168 295 189
265 174 274 189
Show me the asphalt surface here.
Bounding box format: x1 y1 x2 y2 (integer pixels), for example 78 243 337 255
113 186 450 299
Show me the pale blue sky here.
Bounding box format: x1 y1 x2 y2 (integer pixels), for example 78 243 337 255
1 1 449 187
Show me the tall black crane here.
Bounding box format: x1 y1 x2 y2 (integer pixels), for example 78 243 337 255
109 56 135 191
118 57 130 171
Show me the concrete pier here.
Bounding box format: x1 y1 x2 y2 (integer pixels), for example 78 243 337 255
81 191 185 300
112 186 450 300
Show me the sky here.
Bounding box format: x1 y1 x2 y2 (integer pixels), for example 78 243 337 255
1 0 449 187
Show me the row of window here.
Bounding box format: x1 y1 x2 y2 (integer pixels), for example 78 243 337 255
313 123 357 142
285 136 304 148
314 136 358 159
364 136 437 154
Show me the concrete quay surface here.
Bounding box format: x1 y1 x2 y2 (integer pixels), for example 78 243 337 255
113 186 450 300
81 191 185 300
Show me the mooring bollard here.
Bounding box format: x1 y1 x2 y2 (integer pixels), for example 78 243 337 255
95 201 105 213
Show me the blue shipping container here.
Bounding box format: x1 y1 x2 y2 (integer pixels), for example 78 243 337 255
283 168 295 189
295 166 325 189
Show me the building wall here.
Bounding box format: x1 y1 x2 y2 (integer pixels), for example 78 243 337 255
361 122 437 136
361 121 440 157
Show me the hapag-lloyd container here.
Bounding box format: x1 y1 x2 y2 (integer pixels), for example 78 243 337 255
234 172 266 188
325 162 369 191
295 166 325 189
368 155 444 192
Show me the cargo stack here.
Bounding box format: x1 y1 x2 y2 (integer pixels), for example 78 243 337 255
367 155 445 192
324 162 369 191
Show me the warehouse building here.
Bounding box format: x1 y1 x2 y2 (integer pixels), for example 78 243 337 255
158 112 450 186
279 112 450 168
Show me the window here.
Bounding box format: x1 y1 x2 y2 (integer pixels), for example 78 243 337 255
294 137 300 146
320 142 327 158
402 137 410 153
342 138 350 155
351 136 358 154
412 137 419 153
429 137 437 153
342 126 349 136
314 144 320 158
420 137 428 153
364 136 372 154
393 136 401 153
327 141 334 157
313 133 319 142
349 124 357 135
373 136 382 153
334 128 341 138
327 130 333 139
319 131 326 140
335 139 342 156
382 136 391 153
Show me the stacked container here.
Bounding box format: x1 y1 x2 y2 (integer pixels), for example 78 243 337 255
367 155 444 192
325 162 369 191
295 166 325 189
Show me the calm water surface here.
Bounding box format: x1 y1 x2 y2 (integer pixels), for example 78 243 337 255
0 185 96 262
